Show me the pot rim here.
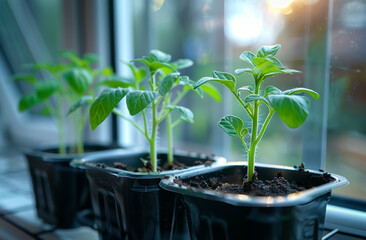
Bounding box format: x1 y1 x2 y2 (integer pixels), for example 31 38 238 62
23 144 119 162
71 148 227 179
159 162 349 207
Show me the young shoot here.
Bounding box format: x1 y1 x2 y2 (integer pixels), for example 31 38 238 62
195 44 319 181
16 51 114 154
90 50 220 172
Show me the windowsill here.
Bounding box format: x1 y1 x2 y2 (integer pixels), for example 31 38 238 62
326 204 366 238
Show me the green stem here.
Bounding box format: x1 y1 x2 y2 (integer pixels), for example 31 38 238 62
56 94 66 155
254 110 275 146
149 73 158 173
247 83 260 181
240 136 249 154
150 99 158 172
167 114 173 164
233 90 254 119
76 111 84 154
112 108 149 140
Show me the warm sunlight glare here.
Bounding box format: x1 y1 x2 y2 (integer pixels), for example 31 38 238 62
226 10 263 46
268 0 293 9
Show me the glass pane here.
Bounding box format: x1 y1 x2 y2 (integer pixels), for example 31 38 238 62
326 0 366 201
128 0 366 202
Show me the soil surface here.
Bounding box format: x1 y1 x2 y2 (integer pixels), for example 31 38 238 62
174 163 334 196
95 159 212 172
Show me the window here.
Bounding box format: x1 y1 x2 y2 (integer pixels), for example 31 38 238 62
115 0 366 204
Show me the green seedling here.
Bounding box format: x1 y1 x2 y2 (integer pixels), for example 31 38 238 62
15 51 114 154
90 50 220 172
195 44 319 181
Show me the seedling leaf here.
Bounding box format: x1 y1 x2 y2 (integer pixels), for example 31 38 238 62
67 95 94 116
267 95 310 128
126 90 159 116
167 105 194 123
159 72 180 96
90 88 129 130
218 115 243 137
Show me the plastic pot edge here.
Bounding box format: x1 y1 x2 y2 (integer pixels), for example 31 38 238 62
160 161 349 207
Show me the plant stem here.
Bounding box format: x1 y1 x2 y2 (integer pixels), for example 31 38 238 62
247 83 260 181
57 94 66 155
76 111 84 154
254 110 275 146
167 114 173 164
112 108 148 139
150 72 158 173
150 99 158 172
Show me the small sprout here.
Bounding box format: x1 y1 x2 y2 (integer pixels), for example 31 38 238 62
15 51 114 154
90 50 221 172
196 44 319 181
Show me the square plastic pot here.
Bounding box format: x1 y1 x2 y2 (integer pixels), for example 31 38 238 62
160 162 348 240
73 149 226 240
24 144 118 228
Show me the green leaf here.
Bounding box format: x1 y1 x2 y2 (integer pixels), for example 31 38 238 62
63 68 93 94
282 88 319 99
98 67 114 77
264 86 282 96
172 59 193 69
83 53 99 64
67 95 94 116
239 52 256 66
267 95 310 128
195 77 236 93
167 105 194 123
235 68 253 76
149 49 171 62
200 84 221 102
136 67 147 84
150 62 176 73
18 94 41 111
212 71 236 82
99 76 135 88
35 80 59 99
13 74 36 85
240 128 248 137
195 71 236 92
237 85 254 94
266 57 284 68
282 69 301 74
59 50 80 63
184 84 203 98
244 94 270 106
90 88 129 130
179 76 190 85
252 58 283 81
40 107 50 115
126 90 159 116
257 44 281 58
218 115 243 137
159 73 180 96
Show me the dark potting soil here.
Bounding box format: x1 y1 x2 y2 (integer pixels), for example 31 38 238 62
134 159 212 172
95 159 212 172
174 163 334 196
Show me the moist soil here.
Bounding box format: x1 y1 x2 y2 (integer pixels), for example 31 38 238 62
96 158 212 173
174 163 333 196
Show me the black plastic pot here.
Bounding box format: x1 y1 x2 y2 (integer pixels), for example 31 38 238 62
24 144 118 228
73 149 226 240
160 162 348 240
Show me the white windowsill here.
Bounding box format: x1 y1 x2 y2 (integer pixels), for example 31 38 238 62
325 204 366 237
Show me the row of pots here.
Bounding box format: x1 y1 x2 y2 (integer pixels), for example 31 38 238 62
24 145 347 240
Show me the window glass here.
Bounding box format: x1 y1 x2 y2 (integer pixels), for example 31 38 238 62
326 0 366 201
128 0 366 202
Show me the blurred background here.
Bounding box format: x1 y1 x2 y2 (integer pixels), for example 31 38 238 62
0 0 365 205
